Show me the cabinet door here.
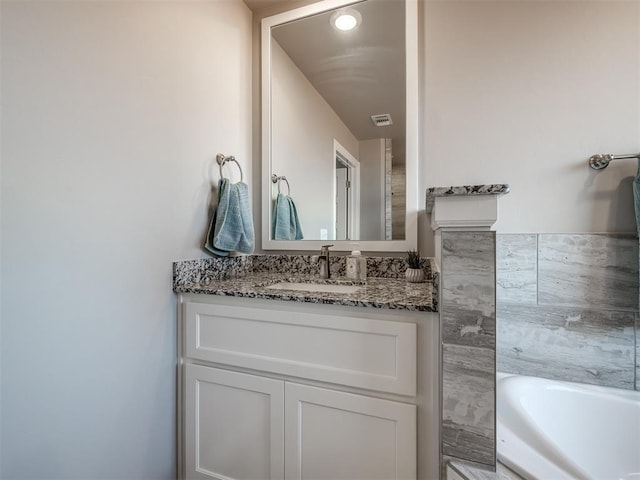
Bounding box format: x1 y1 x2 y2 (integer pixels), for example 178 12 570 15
184 365 284 480
284 383 416 480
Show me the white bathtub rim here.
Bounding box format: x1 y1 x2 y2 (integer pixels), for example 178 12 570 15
497 377 590 479
497 373 640 480
497 374 594 479
497 419 577 480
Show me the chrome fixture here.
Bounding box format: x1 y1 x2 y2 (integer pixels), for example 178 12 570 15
271 174 291 195
216 153 244 181
318 244 333 279
588 152 640 170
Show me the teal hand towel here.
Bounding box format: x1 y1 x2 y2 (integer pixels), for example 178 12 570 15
273 193 303 240
204 179 230 256
634 158 640 238
204 178 255 256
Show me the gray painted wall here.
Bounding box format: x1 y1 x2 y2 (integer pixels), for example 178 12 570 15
0 1 252 476
419 1 639 257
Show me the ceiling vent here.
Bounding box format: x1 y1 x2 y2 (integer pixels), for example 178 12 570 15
371 114 393 127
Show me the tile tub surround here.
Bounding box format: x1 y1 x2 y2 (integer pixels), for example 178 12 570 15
497 304 636 389
537 234 638 311
496 234 537 305
440 231 497 468
497 233 639 391
442 344 495 466
173 255 439 312
637 311 640 390
425 184 510 213
431 188 507 473
442 233 496 349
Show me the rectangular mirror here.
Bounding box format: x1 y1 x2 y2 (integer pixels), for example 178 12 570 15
261 0 418 252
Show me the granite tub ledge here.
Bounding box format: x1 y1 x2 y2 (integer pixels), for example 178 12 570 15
448 460 523 480
173 254 439 312
425 184 510 213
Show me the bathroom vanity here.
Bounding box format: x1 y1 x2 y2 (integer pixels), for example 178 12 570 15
174 256 440 480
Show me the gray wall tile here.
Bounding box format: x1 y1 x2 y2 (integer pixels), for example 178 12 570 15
496 234 537 305
442 344 495 466
442 232 496 347
441 276 495 348
442 231 496 276
636 313 639 391
497 303 635 389
538 234 638 311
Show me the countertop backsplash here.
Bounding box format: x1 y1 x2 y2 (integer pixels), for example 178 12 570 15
174 254 438 287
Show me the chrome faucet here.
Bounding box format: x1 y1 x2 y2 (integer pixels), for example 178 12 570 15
318 244 333 279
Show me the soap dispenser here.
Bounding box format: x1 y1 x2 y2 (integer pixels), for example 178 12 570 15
346 250 367 281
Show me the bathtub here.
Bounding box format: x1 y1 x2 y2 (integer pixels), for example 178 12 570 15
497 373 640 480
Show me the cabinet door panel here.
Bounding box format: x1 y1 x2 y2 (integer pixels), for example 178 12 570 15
284 383 416 480
185 365 284 480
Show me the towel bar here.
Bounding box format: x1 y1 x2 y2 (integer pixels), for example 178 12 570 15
216 153 244 181
588 152 640 170
271 174 291 195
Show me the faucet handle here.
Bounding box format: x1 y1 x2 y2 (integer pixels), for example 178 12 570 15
321 244 333 253
318 245 332 279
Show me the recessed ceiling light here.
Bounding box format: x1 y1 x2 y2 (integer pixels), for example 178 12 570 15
330 8 362 31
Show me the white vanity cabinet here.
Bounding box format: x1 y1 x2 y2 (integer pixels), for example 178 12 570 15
178 294 439 480
284 382 416 480
185 365 285 480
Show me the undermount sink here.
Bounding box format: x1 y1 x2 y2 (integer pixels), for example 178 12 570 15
264 281 362 294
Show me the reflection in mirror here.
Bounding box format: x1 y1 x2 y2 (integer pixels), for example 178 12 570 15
335 140 360 240
262 0 418 251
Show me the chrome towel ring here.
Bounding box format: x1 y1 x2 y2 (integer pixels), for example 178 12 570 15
216 153 244 181
271 174 291 195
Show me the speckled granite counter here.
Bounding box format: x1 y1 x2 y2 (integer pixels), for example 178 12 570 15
425 184 510 213
173 254 438 312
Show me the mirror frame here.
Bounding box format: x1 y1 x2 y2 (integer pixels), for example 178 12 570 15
261 0 418 252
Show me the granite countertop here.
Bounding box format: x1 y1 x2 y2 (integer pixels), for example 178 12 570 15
425 184 510 213
173 255 438 312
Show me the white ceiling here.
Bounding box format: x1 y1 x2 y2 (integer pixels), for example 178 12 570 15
270 0 406 145
243 0 318 15
243 0 285 12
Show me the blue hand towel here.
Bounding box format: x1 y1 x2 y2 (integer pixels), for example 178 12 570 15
273 193 303 240
634 158 640 238
204 178 255 256
204 179 229 256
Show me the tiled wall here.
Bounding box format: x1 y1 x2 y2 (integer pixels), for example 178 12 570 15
440 231 496 469
497 234 639 390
